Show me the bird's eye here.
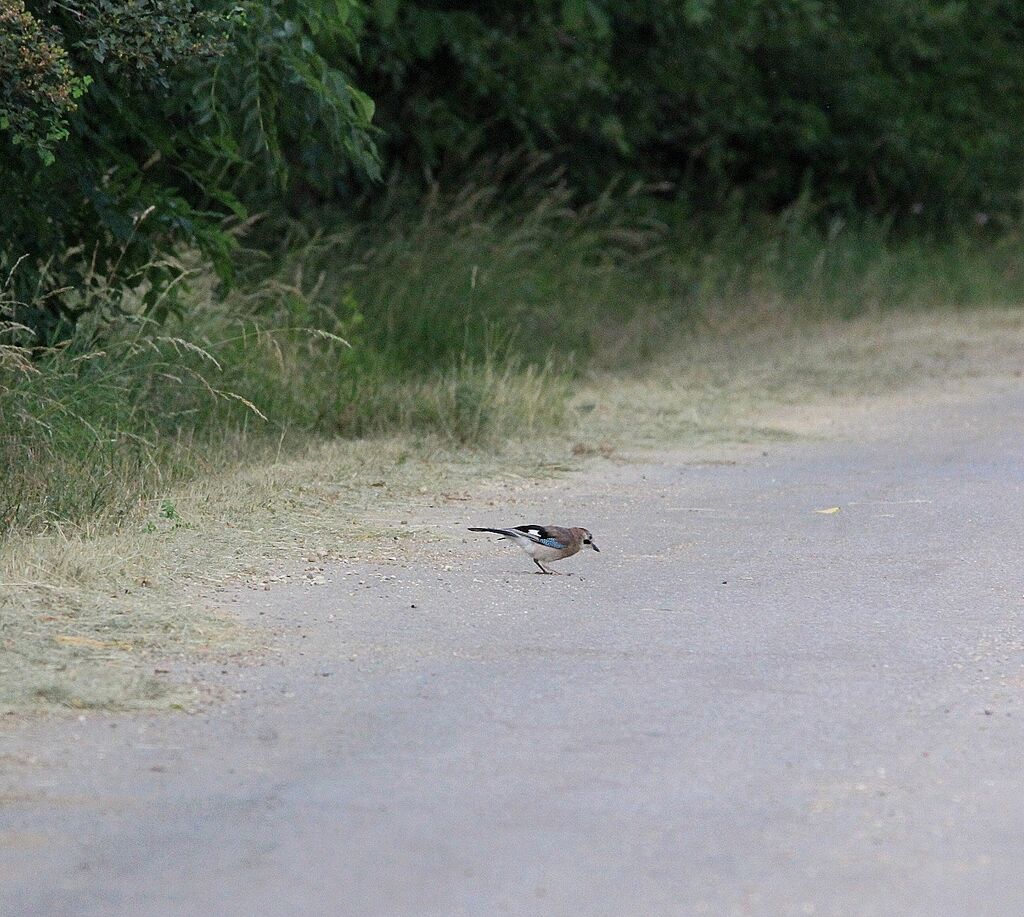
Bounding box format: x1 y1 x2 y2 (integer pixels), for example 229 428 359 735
584 538 591 544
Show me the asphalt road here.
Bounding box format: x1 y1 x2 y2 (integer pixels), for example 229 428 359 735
3 388 1024 916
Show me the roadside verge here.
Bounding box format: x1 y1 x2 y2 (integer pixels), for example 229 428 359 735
2 306 1021 713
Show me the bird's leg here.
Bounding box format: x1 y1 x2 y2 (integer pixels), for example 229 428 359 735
533 559 553 575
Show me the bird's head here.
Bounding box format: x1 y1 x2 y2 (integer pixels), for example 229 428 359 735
579 528 600 552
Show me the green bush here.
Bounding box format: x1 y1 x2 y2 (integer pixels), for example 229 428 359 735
355 1 1024 222
0 0 90 162
0 0 378 340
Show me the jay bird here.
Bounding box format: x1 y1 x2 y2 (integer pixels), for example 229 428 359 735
468 524 600 574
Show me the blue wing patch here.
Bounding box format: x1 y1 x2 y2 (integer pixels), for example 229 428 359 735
539 537 567 548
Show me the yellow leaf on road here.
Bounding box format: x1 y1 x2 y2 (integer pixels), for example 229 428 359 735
815 506 841 514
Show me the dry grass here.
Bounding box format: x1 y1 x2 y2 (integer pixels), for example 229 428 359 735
0 436 565 713
2 305 1023 713
578 306 1024 449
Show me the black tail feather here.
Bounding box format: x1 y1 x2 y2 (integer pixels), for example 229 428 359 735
468 526 516 536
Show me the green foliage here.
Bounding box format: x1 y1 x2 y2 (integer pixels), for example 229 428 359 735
6 0 1024 345
195 0 380 204
0 0 90 162
0 0 379 340
354 1 1024 222
63 0 227 86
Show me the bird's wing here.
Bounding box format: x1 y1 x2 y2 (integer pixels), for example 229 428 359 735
469 525 570 549
513 525 569 549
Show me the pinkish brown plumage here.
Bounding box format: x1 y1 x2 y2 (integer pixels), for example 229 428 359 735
468 524 600 574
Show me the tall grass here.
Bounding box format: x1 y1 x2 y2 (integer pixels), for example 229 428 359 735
270 179 1024 371
4 181 1024 540
679 201 1024 322
264 177 679 372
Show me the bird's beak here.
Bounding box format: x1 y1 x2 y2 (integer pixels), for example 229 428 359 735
591 541 600 552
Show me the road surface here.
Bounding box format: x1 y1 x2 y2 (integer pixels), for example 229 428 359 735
3 387 1024 916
